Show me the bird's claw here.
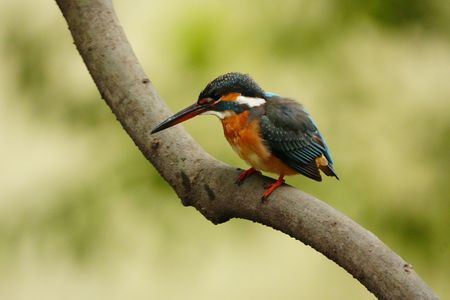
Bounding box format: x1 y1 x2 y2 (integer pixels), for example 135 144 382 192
261 177 285 201
235 167 260 186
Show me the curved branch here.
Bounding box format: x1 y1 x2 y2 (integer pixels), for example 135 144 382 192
55 1 438 299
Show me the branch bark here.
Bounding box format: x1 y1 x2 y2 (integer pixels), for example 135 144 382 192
55 1 438 299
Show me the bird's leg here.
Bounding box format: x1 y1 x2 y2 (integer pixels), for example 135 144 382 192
262 175 285 201
235 167 261 185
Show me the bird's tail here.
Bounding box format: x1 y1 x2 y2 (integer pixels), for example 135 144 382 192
319 164 339 180
315 155 339 180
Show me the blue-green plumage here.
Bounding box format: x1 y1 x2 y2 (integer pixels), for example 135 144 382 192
259 95 338 181
198 72 338 182
151 72 338 199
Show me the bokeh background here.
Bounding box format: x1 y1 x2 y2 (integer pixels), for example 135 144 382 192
0 0 449 299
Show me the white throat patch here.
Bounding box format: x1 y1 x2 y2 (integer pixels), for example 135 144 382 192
201 110 233 119
236 96 266 108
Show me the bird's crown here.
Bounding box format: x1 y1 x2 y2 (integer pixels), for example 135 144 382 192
198 72 265 102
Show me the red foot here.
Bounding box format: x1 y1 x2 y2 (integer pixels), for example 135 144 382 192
262 175 285 201
235 167 261 185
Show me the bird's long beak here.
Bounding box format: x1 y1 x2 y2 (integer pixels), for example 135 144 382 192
151 103 209 134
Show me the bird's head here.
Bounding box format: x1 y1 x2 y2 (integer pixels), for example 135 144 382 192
151 72 267 134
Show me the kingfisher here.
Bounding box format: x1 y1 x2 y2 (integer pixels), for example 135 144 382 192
151 72 338 200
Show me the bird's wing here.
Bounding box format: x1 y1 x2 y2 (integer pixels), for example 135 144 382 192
260 97 337 181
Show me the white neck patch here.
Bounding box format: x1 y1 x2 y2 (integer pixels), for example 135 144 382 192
236 95 266 108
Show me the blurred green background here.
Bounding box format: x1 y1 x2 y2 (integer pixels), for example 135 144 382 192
0 0 449 299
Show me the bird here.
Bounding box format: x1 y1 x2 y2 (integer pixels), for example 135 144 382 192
151 72 338 200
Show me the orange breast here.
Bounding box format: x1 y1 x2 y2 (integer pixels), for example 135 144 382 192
221 112 297 176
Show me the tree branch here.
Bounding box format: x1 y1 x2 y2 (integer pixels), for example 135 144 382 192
55 1 438 299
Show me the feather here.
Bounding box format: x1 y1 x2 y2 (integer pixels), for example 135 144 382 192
260 96 338 181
